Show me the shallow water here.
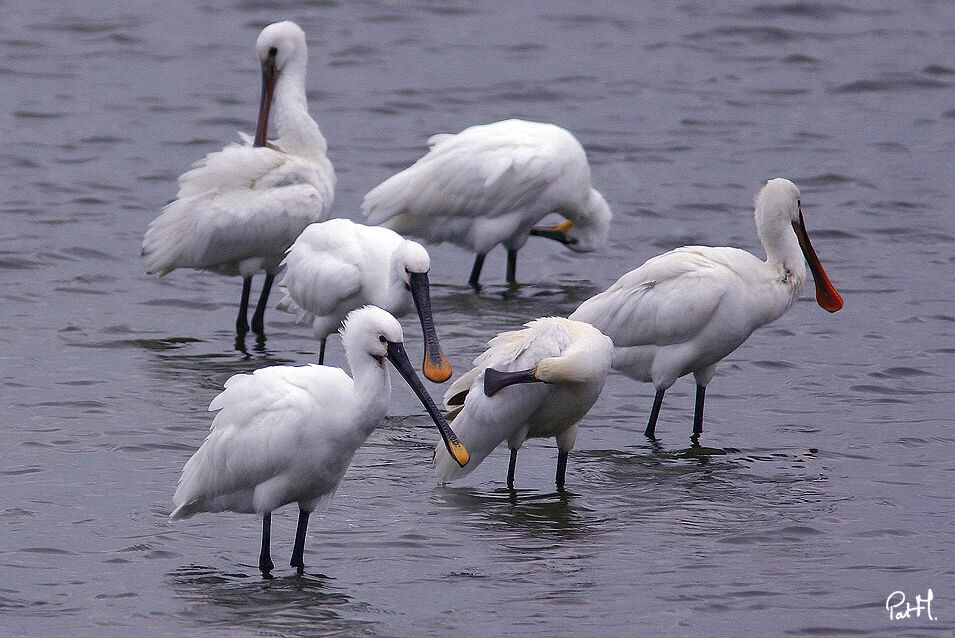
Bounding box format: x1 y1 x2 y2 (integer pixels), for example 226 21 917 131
2 0 953 636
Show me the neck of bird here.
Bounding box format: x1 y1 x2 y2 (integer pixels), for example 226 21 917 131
385 262 410 311
348 354 392 421
270 67 327 157
761 224 807 286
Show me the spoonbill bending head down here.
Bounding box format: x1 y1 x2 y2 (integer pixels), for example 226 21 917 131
570 178 844 441
361 119 611 287
433 317 613 491
142 21 335 336
277 218 452 382
170 306 469 575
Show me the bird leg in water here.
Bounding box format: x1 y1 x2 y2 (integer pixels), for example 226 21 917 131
506 249 518 285
507 447 518 489
692 384 706 437
250 273 275 334
290 509 310 572
468 253 487 287
318 338 327 365
259 513 274 575
556 450 568 492
237 277 253 335
644 388 666 438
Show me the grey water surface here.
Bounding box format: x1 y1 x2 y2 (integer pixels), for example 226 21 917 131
1 1 953 636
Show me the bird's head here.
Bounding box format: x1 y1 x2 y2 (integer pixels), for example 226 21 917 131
531 188 612 253
755 178 843 313
340 305 404 368
394 240 431 289
255 20 307 74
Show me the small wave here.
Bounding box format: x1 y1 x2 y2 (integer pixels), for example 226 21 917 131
780 53 822 65
922 64 955 76
13 110 65 119
19 546 74 555
832 74 949 93
745 3 884 19
868 366 935 379
0 255 43 270
798 173 854 186
752 360 798 370
685 25 804 44
0 467 42 476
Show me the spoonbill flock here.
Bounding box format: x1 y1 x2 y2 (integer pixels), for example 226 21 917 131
159 21 845 575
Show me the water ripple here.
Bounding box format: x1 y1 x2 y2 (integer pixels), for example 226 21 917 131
832 73 949 93
167 565 377 637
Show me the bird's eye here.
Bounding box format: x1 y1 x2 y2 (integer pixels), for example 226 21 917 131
378 335 387 343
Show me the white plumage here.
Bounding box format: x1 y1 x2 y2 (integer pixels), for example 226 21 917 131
142 21 335 335
170 305 468 575
434 317 613 490
277 218 452 381
362 119 611 286
570 178 844 440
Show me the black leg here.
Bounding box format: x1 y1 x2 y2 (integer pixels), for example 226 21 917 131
468 253 487 287
644 388 665 438
506 447 517 489
250 273 275 334
318 338 327 365
505 249 518 285
259 513 274 575
555 449 568 492
692 384 706 437
290 509 310 573
237 276 253 335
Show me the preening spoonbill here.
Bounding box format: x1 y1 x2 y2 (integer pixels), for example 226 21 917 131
170 306 469 575
361 119 611 286
434 317 613 491
570 178 844 440
142 21 335 336
276 218 452 382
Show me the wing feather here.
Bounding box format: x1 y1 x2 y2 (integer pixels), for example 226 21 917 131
570 247 748 348
278 224 364 322
361 120 587 251
171 364 351 517
143 141 333 275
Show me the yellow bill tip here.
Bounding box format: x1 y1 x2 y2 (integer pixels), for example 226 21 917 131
423 351 453 383
448 440 470 467
553 220 574 233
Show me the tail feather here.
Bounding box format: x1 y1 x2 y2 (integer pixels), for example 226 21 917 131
169 498 204 521
362 170 414 225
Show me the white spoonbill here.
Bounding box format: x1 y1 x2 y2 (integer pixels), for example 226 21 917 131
276 218 452 382
143 21 335 336
361 119 612 286
570 178 844 440
434 317 613 491
170 306 469 575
